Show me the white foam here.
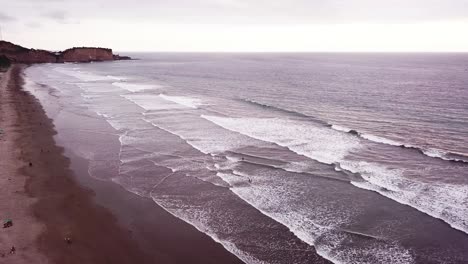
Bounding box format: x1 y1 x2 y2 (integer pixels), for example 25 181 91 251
360 133 403 146
216 170 414 264
422 148 446 159
54 68 124 82
202 115 361 165
202 115 468 247
121 94 187 111
22 77 37 92
330 124 352 133
420 148 468 163
106 75 127 81
149 195 267 264
345 161 468 235
143 115 259 155
360 133 468 163
112 82 161 92
95 111 110 118
331 125 468 163
329 124 404 147
159 94 203 109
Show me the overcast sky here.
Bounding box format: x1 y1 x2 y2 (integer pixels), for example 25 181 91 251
1 0 468 51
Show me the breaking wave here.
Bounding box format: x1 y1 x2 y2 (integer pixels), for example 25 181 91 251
329 125 468 164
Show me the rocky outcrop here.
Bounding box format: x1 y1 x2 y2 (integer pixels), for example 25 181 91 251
59 47 114 63
113 54 132 60
0 40 131 64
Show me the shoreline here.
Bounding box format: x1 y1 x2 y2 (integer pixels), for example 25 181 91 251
0 66 48 262
0 65 243 263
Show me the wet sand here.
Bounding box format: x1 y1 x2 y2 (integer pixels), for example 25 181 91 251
0 65 243 263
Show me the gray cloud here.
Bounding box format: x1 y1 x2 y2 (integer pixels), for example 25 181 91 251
43 10 65 20
25 21 42 28
5 0 468 24
42 10 67 22
0 12 16 22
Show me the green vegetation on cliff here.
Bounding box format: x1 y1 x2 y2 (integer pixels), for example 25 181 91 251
0 55 11 71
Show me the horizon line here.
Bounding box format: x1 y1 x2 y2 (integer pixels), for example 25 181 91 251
116 50 468 53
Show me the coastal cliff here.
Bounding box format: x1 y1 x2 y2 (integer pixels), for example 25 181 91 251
59 47 114 63
0 40 130 64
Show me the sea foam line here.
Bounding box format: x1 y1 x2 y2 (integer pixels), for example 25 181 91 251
242 98 467 164
344 160 468 235
202 115 468 237
329 124 468 164
202 115 415 263
216 170 414 264
159 94 203 109
149 194 267 264
112 81 161 92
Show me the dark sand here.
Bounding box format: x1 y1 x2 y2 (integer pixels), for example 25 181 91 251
0 65 243 263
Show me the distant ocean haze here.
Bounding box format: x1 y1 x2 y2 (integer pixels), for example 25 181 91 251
24 53 468 264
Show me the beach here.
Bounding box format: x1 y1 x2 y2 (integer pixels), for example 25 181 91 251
0 65 243 264
0 66 48 262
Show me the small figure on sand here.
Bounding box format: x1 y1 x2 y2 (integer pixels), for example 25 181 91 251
3 219 12 228
248 178 252 183
64 237 72 245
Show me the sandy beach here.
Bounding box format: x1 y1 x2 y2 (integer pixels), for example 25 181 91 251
0 66 48 263
0 65 243 264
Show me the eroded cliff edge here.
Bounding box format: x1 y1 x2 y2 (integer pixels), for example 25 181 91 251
0 40 131 64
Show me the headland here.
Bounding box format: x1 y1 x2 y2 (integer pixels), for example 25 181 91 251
0 40 131 64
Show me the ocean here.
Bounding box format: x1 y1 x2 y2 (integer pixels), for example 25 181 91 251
24 53 468 264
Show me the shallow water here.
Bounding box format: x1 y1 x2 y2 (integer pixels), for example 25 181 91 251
25 53 468 263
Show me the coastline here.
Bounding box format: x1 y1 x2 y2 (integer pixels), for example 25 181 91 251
0 66 48 262
0 65 243 263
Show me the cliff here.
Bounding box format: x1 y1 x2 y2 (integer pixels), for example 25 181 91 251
0 41 131 64
60 47 114 63
0 41 57 63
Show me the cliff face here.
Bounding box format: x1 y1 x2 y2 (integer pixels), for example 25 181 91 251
0 41 130 64
59 47 114 63
0 41 57 63
16 50 58 63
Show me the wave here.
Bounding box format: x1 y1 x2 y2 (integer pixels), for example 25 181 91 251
329 124 468 164
53 67 127 82
344 161 468 235
217 170 414 264
239 98 468 164
203 115 360 165
139 114 413 263
422 149 468 163
239 98 329 126
226 159 353 184
203 115 468 237
121 94 192 111
159 94 203 109
112 81 161 92
149 194 268 264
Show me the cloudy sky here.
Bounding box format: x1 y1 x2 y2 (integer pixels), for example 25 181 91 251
1 0 468 51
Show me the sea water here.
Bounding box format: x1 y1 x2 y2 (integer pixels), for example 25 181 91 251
24 53 468 264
